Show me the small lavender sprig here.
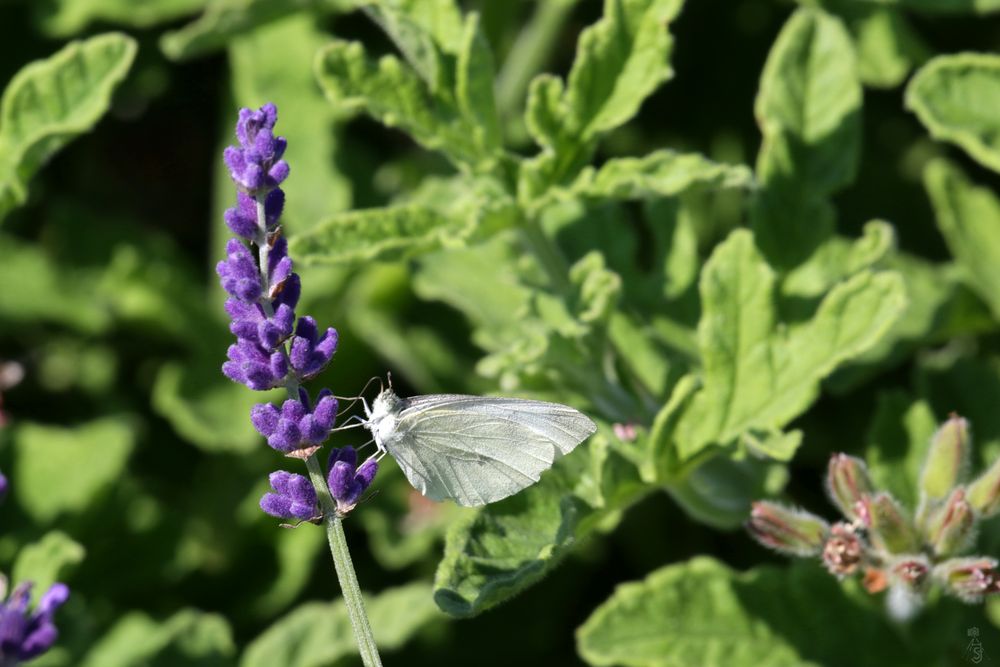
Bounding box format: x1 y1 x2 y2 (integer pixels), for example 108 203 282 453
747 414 1000 621
218 104 381 666
0 578 69 666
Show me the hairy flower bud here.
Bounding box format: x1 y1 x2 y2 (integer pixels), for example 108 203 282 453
826 454 873 521
923 487 976 557
327 447 378 515
967 455 1000 518
864 493 920 554
822 522 865 577
746 502 828 556
891 555 930 590
934 557 1000 603
919 414 970 503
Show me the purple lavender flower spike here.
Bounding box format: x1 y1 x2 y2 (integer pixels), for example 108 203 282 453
217 239 262 302
289 317 339 379
326 447 378 514
224 190 284 240
260 471 318 521
0 581 68 662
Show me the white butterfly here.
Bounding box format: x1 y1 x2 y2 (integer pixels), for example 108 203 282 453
360 388 597 507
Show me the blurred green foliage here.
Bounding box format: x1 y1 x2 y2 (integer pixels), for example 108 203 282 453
1 0 1000 664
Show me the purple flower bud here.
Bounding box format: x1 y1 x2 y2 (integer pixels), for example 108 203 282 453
826 454 873 521
326 447 378 514
251 390 339 453
0 469 7 503
260 471 318 521
746 502 829 557
217 239 263 302
0 581 68 661
289 317 338 379
225 104 290 194
222 339 287 390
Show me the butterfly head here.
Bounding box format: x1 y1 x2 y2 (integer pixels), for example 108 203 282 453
366 389 403 450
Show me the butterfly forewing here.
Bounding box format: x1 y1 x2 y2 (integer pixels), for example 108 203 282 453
383 395 597 507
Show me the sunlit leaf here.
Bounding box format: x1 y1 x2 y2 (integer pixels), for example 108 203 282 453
80 609 236 667
12 532 85 595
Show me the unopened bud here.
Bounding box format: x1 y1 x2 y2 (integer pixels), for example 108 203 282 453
746 501 828 556
919 414 970 503
934 557 1000 603
891 556 930 590
822 522 865 577
923 487 976 557
967 455 1000 518
865 493 919 554
826 454 874 521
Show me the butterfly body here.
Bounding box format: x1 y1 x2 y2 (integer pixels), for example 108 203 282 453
363 389 596 507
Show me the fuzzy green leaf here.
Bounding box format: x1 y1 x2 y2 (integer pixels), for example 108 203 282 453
12 532 85 595
577 557 939 667
240 583 442 666
313 8 501 170
750 8 861 267
907 53 1000 174
849 7 928 88
0 33 136 222
924 159 1000 319
568 150 753 201
81 610 236 667
520 0 684 196
13 417 135 523
433 433 646 617
161 0 345 61
674 229 906 460
36 0 206 36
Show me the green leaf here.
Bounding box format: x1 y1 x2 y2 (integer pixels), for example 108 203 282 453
81 609 236 667
153 357 282 454
229 12 351 228
434 432 646 617
577 558 810 667
674 229 906 460
782 220 896 298
13 417 135 523
577 557 939 667
750 8 861 267
907 53 1000 174
848 7 928 88
162 0 345 61
240 583 443 666
567 149 753 201
0 33 137 222
923 158 1000 319
250 525 325 617
36 0 206 37
866 392 938 508
520 0 684 197
0 234 110 332
290 205 461 264
12 532 85 595
313 7 502 170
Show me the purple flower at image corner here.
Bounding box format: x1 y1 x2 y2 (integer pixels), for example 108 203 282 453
0 581 69 663
327 447 378 515
0 470 7 503
260 471 319 522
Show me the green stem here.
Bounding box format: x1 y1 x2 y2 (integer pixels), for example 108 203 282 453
253 194 382 666
495 0 577 119
305 456 383 667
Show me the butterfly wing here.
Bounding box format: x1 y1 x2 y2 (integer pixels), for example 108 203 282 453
383 395 597 507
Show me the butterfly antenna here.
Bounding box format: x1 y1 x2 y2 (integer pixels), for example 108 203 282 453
333 376 381 417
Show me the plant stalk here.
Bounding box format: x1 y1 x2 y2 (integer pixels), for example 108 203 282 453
254 195 383 667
